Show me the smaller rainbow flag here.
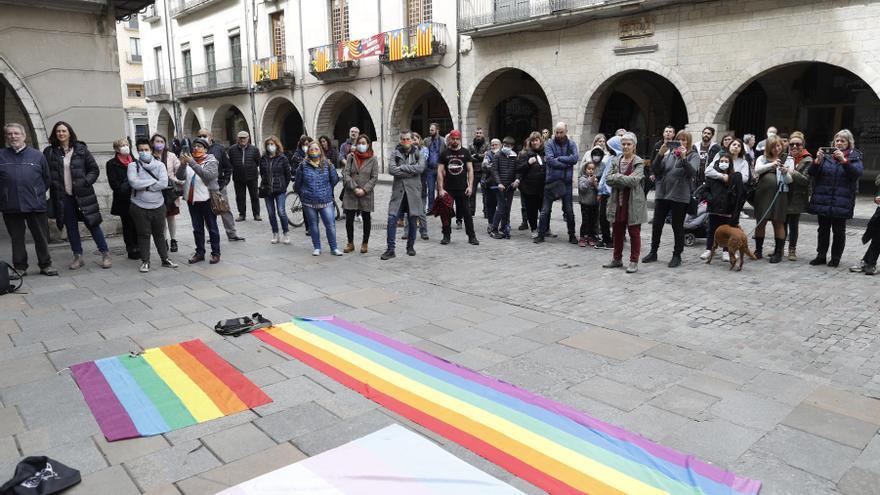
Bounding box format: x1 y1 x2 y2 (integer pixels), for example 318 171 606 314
71 339 271 441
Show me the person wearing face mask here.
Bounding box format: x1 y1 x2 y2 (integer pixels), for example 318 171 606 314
228 131 262 222
342 134 379 253
44 121 111 270
294 142 342 256
197 129 243 242
290 135 315 236
701 153 744 261
382 130 426 260
577 149 602 247
481 138 502 232
259 136 291 245
488 136 519 239
177 137 222 264
106 138 140 260
592 140 614 249
422 123 446 212
468 127 489 218
128 138 178 272
151 133 182 253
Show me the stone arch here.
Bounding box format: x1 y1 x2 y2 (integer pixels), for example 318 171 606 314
313 88 377 145
704 50 880 125
260 96 304 150
0 56 47 147
183 108 201 137
575 59 699 150
387 76 455 138
156 108 175 139
463 62 559 139
209 104 251 147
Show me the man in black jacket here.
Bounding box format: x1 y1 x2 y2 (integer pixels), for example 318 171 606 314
197 129 244 241
228 130 262 221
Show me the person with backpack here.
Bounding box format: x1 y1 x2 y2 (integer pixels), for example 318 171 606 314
128 138 178 272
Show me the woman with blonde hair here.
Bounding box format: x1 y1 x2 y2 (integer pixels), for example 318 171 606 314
752 134 794 263
294 141 341 256
642 130 700 267
259 135 291 244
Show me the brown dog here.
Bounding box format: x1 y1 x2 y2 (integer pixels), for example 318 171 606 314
707 224 757 271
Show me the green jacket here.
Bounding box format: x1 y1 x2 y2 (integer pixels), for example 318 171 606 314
605 155 647 225
787 154 813 214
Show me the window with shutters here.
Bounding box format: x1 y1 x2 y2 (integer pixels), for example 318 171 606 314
329 0 349 45
271 12 286 58
407 0 432 26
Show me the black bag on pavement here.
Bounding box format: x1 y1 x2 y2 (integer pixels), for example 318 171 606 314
0 261 22 296
214 313 273 337
0 457 81 495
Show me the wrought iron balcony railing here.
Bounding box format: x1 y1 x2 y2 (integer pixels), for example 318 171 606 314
381 22 448 63
172 65 248 99
253 55 296 85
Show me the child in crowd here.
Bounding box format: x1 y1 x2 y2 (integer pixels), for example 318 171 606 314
577 159 600 247
701 153 744 262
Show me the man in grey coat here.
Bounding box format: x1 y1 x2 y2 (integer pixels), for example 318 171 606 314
381 130 426 260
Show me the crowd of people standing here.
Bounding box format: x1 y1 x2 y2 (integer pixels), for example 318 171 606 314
2 118 878 279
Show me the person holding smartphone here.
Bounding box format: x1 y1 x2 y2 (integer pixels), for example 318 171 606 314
752 135 794 263
808 129 864 267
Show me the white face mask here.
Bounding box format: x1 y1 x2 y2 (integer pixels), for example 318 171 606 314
119 146 130 156
718 162 730 171
267 144 277 154
501 146 511 154
356 144 368 153
138 151 152 163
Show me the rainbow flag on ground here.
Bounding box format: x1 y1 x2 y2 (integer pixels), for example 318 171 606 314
255 318 762 495
71 339 271 441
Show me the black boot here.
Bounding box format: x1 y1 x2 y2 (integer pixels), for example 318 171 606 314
768 238 784 263
641 251 658 263
753 237 764 260
440 233 451 245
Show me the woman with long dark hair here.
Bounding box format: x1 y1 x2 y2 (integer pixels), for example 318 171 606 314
341 133 378 253
44 121 111 269
318 135 339 168
516 131 546 237
752 135 794 263
151 133 182 253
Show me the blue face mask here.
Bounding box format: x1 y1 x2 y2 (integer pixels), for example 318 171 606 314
356 144 368 153
139 151 152 163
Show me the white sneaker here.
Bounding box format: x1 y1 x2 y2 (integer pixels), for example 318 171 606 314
741 212 750 219
530 230 538 239
161 259 178 269
312 249 321 256
722 251 730 263
700 250 712 261
282 233 290 244
331 249 344 256
139 262 150 273
271 233 279 244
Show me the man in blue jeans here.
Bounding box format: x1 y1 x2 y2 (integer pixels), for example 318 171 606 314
382 131 426 260
535 122 579 244
422 123 445 213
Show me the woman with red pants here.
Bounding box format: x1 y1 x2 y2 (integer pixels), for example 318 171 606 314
602 132 647 274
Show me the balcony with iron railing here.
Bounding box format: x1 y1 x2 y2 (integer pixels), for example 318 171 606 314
144 79 171 101
458 0 677 37
308 43 360 82
142 4 160 23
169 0 224 19
380 22 448 73
253 55 296 89
173 65 248 100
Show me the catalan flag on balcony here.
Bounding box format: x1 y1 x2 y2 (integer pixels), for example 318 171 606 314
311 47 331 73
387 29 405 62
416 23 433 57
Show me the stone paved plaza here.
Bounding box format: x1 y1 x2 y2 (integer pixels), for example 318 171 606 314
1 181 879 495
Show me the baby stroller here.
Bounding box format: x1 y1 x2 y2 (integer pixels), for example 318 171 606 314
683 200 709 247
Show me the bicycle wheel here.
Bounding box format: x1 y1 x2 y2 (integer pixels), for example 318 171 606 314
287 191 305 227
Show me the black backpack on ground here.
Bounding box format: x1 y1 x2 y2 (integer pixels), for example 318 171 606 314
0 457 81 495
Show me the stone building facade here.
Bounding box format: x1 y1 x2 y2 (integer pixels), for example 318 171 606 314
142 0 880 183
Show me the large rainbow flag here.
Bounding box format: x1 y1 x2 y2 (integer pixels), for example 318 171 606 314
71 339 271 441
255 318 762 495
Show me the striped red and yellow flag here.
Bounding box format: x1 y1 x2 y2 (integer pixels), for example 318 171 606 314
416 23 433 57
388 30 404 61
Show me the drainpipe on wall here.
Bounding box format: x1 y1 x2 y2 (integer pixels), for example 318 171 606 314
245 0 259 143
378 0 386 172
455 0 462 131
297 0 308 133
162 0 181 138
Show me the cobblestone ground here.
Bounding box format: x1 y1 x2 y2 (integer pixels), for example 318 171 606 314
1 181 878 495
